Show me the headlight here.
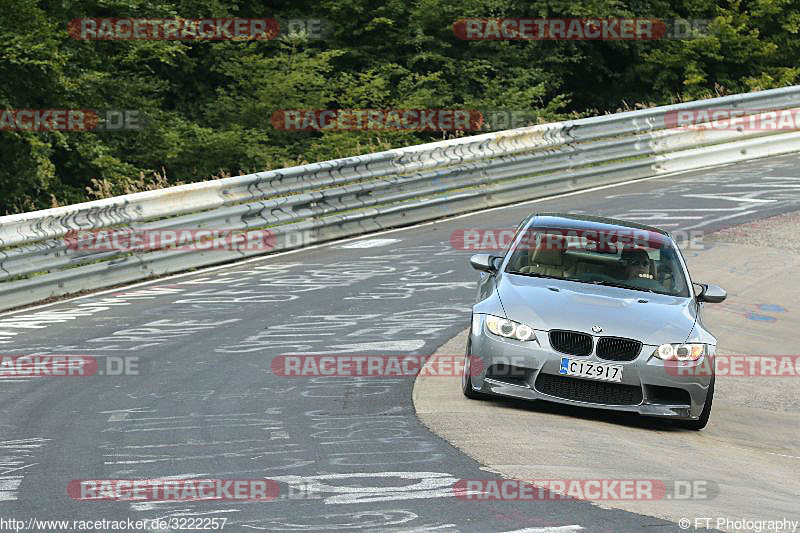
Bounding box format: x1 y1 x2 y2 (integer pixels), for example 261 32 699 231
653 343 706 361
485 315 536 341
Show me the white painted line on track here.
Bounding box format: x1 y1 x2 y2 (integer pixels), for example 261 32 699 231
619 215 704 220
623 207 746 212
766 452 800 460
338 238 401 248
682 194 777 203
725 184 800 188
684 210 758 230
392 525 458 531
503 525 583 533
282 340 426 355
0 476 22 501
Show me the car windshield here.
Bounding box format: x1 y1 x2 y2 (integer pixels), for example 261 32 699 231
504 227 690 297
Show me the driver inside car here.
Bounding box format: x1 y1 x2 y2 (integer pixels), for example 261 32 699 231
616 248 664 291
620 248 650 279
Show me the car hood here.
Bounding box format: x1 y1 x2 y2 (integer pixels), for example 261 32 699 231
497 273 696 346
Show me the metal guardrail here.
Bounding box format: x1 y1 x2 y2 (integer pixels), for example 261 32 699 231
2 86 800 311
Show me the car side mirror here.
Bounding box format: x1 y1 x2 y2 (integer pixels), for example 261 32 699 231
470 253 499 273
696 283 727 303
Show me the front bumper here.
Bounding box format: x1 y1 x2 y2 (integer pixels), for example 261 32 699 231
468 315 712 420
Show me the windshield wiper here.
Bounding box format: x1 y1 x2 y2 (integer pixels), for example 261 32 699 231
569 278 658 293
510 274 666 295
507 271 563 280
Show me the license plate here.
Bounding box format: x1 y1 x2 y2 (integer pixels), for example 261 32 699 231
559 357 623 382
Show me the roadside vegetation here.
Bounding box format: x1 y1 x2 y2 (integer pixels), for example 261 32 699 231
1 0 798 214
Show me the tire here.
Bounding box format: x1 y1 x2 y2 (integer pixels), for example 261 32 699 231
675 377 714 430
462 337 486 399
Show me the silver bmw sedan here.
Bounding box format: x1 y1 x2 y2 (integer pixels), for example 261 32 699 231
463 213 727 429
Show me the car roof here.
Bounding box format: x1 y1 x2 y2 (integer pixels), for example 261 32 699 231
528 213 671 236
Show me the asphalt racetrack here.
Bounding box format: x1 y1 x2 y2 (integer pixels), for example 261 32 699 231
1 155 799 532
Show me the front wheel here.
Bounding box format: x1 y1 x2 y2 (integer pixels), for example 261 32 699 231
675 377 714 430
462 338 485 399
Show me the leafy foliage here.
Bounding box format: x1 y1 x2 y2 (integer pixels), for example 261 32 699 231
1 0 798 213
